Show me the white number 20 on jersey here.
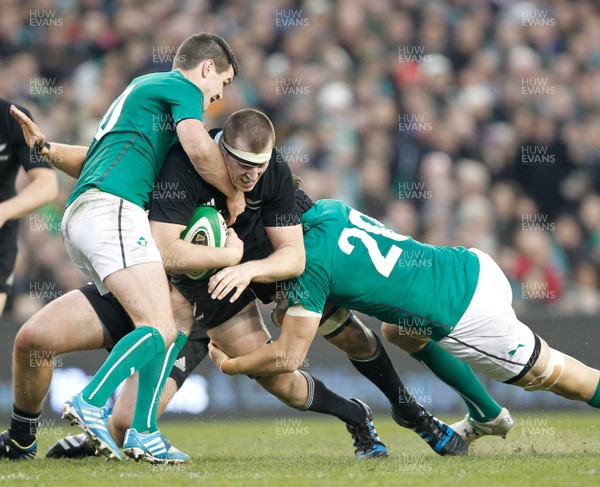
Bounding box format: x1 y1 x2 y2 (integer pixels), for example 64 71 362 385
337 209 408 278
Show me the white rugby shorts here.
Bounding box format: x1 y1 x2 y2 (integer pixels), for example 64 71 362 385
61 189 162 295
437 248 537 382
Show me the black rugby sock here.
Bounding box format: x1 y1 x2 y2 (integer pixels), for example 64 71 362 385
296 371 364 424
9 405 40 446
348 333 421 421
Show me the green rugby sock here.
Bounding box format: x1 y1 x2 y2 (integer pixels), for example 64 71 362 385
131 331 188 433
82 326 165 407
411 341 502 422
587 380 600 408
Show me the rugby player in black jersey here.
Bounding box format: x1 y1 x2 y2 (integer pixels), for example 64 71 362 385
2 108 465 462
0 98 57 317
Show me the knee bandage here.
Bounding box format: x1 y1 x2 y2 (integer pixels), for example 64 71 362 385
317 307 352 337
524 348 565 391
270 302 351 337
270 299 289 328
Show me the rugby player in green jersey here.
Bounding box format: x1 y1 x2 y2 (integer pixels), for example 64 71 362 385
211 199 600 442
10 33 240 462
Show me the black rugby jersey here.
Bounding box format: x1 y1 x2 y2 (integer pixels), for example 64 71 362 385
148 129 300 285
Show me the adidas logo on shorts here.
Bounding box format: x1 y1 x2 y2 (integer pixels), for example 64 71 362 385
173 357 186 372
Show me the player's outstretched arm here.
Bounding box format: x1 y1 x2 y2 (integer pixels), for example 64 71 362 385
176 118 245 223
150 220 244 275
10 105 88 179
209 306 320 376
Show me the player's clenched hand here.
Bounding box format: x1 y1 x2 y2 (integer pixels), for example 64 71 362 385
208 263 253 302
10 105 49 155
226 191 245 225
208 341 235 375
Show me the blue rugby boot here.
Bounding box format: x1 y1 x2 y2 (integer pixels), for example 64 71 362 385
0 430 37 460
346 398 389 459
393 403 468 456
62 393 123 460
123 428 190 465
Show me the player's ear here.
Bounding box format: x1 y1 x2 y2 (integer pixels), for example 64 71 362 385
201 59 214 78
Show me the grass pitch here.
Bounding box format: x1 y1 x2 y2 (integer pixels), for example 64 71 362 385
1 412 599 486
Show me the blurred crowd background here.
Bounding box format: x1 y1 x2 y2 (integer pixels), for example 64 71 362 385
1 0 600 322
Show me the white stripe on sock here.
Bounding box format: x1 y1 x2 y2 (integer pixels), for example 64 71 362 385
89 332 154 400
146 343 177 429
11 412 40 423
420 360 487 419
458 393 485 418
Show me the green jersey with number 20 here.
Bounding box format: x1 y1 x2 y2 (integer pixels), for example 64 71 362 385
287 200 481 340
67 70 204 209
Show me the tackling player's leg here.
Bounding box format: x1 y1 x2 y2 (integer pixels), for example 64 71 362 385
444 249 600 409
117 284 193 464
60 191 181 460
381 323 512 445
513 337 600 405
47 284 197 463
48 349 206 459
322 310 467 455
389 248 600 441
430 331 600 442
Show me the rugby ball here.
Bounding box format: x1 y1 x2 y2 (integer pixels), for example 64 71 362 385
180 206 228 280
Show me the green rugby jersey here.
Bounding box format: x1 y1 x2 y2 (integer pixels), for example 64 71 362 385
67 70 204 209
287 200 480 340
